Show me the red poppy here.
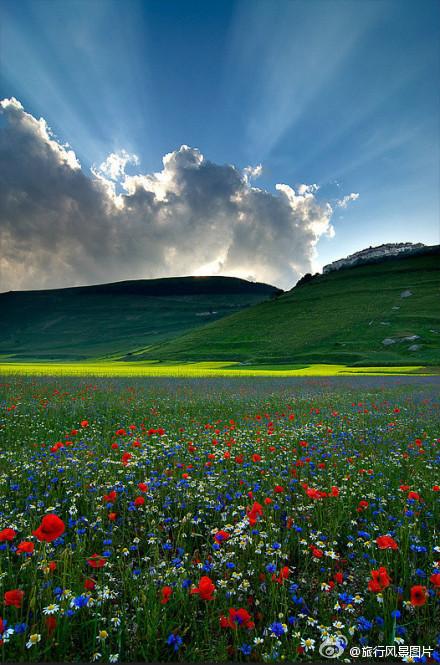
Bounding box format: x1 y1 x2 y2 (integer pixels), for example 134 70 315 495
220 607 254 630
214 530 229 544
103 490 117 504
376 535 398 550
0 528 16 542
430 573 440 588
80 420 89 428
410 585 428 607
306 487 326 499
138 482 148 492
33 514 65 542
310 545 323 558
17 541 34 555
4 589 24 608
191 576 215 601
87 554 107 569
134 496 145 507
272 566 290 584
45 616 57 633
121 452 132 466
50 442 64 453
84 578 96 590
368 566 391 592
247 502 263 526
160 586 173 604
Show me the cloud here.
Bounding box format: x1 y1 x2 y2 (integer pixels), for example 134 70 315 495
0 98 338 291
336 192 359 209
94 150 139 182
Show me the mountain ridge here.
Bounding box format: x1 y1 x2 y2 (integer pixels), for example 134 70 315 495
0 276 280 361
1 246 438 366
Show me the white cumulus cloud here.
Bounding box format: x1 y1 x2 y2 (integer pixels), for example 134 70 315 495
0 98 341 291
94 149 139 181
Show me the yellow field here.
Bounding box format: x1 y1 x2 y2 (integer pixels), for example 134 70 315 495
0 361 435 377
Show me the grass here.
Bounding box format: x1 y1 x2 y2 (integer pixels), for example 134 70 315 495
141 250 440 366
0 276 279 361
2 251 439 368
0 361 435 377
0 375 438 661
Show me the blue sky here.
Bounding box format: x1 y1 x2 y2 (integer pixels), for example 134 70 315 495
0 0 439 289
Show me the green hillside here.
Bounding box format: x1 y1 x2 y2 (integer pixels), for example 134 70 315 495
0 276 280 360
139 248 440 366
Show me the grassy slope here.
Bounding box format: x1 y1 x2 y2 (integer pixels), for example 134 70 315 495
141 250 440 366
0 276 280 360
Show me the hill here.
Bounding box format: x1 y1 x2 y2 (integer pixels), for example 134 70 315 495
138 247 440 366
0 276 281 360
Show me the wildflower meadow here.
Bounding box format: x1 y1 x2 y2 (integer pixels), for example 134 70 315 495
0 376 439 662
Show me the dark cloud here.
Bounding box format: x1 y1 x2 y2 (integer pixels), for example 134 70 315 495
0 98 339 291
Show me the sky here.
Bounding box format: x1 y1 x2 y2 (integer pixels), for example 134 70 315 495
0 0 439 291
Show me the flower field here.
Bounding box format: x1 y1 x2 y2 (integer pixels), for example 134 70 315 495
0 376 439 662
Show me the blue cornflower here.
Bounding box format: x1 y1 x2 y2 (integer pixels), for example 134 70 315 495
72 595 89 608
166 633 183 652
239 644 252 656
357 616 373 631
269 622 286 637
